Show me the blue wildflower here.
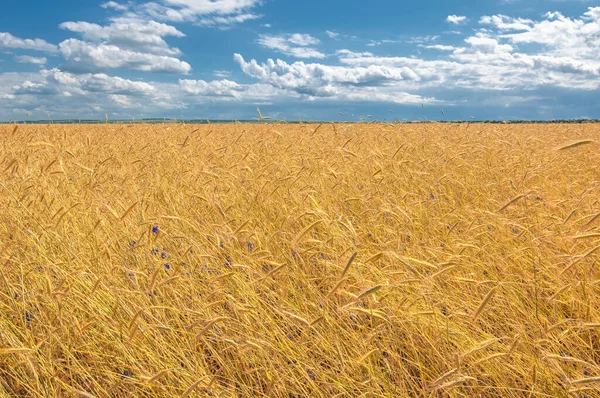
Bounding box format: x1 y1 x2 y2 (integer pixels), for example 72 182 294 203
247 242 254 251
129 240 137 247
307 369 316 381
25 312 33 323
430 192 435 199
151 248 159 255
152 225 159 234
163 263 171 270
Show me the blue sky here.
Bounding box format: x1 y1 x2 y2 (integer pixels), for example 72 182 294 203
0 0 599 121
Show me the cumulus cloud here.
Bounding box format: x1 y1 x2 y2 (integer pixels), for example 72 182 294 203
179 78 298 104
59 39 191 74
101 1 129 11
12 68 158 97
233 53 429 104
498 7 600 59
2 68 185 118
0 32 57 53
15 55 47 65
59 18 185 56
257 34 325 58
179 79 242 97
420 44 456 51
141 0 262 26
447 15 468 25
333 8 600 92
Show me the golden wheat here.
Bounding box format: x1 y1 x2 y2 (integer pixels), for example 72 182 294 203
0 122 598 397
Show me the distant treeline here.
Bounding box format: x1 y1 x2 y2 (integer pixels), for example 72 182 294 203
1 118 599 125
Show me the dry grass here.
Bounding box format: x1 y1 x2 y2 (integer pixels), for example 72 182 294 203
0 122 599 397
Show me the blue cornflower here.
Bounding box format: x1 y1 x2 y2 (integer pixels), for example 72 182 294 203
151 248 159 255
307 369 316 381
225 256 232 268
430 192 435 199
152 225 159 234
25 312 33 323
247 242 254 251
164 263 171 270
129 240 137 247
161 252 170 259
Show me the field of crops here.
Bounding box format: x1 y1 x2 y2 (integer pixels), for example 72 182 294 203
0 123 599 397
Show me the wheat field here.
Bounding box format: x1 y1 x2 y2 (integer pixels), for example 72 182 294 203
0 123 599 397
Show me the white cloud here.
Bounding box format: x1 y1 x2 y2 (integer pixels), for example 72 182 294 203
447 15 468 25
141 0 262 26
59 39 191 74
287 33 320 46
420 44 456 51
12 68 158 97
197 13 260 27
233 53 428 104
479 15 533 31
407 35 439 44
60 18 185 56
2 68 185 117
101 1 129 11
336 49 374 58
15 55 47 65
179 79 242 97
257 34 325 58
179 78 299 104
463 34 513 53
498 7 600 59
0 32 57 53
326 30 339 39
213 70 231 78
